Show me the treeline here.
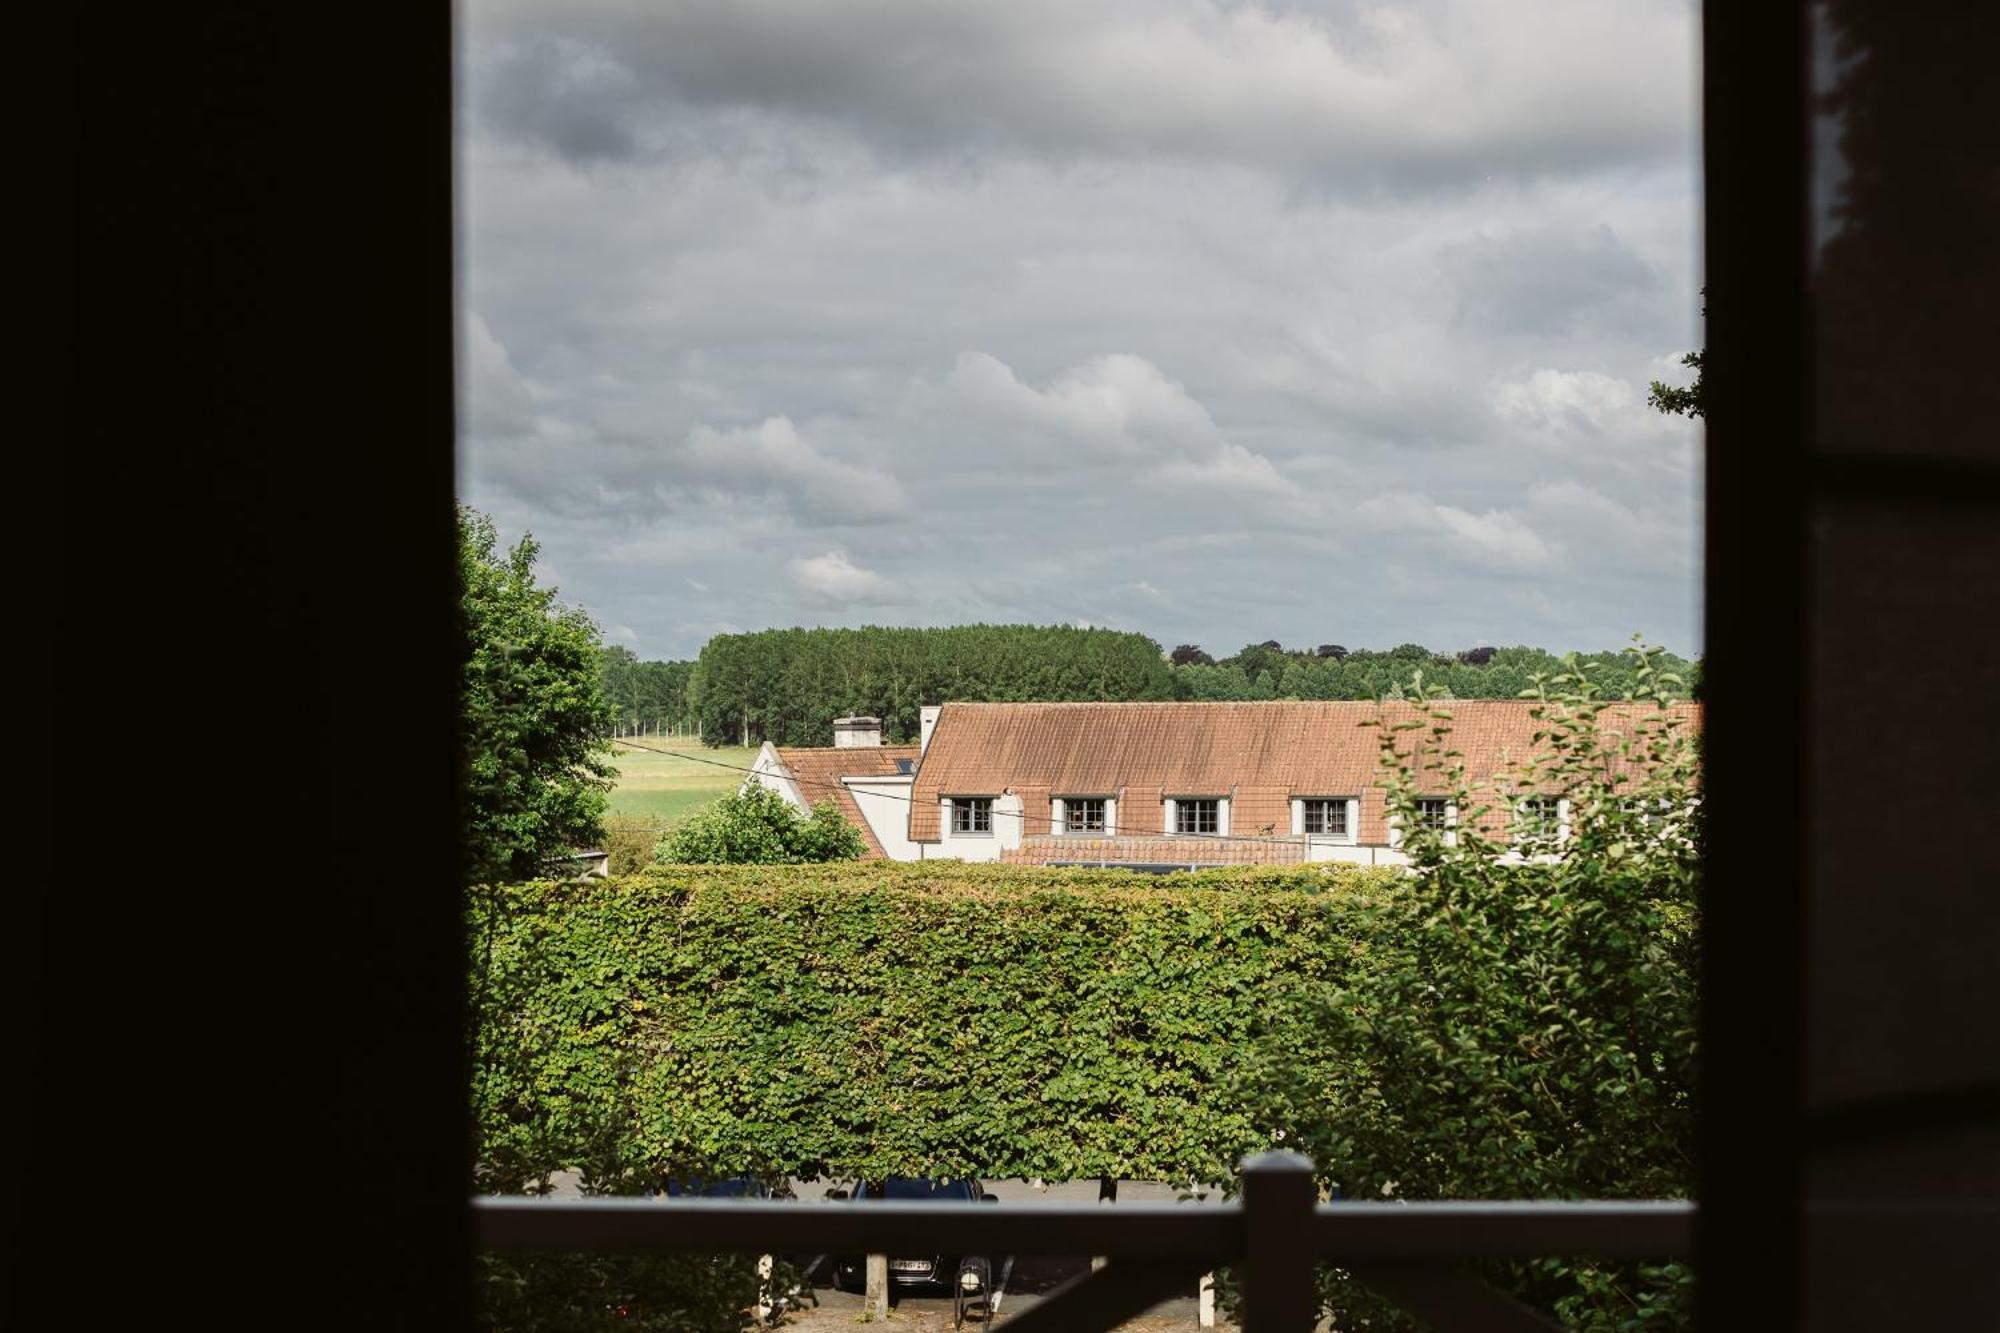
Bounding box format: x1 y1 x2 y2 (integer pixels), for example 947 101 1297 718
1171 639 1699 704
608 627 1698 747
688 624 1177 746
596 647 697 736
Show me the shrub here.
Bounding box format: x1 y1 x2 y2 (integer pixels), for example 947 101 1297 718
655 784 866 865
602 811 664 876
476 1252 767 1333
469 862 1394 1191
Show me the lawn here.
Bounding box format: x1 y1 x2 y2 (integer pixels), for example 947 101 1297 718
604 736 761 828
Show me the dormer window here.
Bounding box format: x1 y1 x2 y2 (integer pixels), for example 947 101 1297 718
1060 798 1106 833
1301 798 1349 837
951 798 993 834
1174 798 1220 836
1416 798 1452 832
1516 796 1563 841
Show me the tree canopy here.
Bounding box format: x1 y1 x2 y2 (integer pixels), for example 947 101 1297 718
459 505 615 884
1648 288 1706 419
662 626 1696 747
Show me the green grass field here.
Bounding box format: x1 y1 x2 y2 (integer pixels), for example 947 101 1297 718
604 736 760 828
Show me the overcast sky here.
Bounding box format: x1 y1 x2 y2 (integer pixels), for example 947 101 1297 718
459 0 1704 662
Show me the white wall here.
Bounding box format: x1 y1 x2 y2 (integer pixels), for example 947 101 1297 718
746 742 806 809
931 793 1024 861
844 776 920 861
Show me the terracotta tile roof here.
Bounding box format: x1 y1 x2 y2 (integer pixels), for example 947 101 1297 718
1002 835 1305 867
910 700 1699 844
773 745 921 860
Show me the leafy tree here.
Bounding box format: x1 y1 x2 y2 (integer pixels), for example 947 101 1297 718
1171 643 1215 666
460 506 614 885
1647 351 1705 418
1224 640 1291 681
656 784 866 865
1316 644 1348 660
1648 289 1706 419
1249 644 1699 1328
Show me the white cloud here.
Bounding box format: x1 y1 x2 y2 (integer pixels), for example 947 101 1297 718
679 416 911 525
928 351 1301 504
786 551 895 605
1432 504 1557 571
1493 368 1642 435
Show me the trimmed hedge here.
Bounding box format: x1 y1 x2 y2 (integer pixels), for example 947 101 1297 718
470 862 1396 1189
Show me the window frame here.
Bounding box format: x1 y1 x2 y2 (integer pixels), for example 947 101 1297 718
1172 796 1222 836
949 796 995 836
1058 796 1108 834
1514 795 1565 845
1297 796 1356 841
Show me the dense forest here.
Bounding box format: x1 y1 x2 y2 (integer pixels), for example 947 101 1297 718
596 646 698 736
683 624 1178 746
1166 639 1699 706
601 626 1698 748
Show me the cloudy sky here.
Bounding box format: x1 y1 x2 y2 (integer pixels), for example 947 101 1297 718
460 0 1704 662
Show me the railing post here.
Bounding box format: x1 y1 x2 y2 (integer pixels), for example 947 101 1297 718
1240 1151 1317 1332
863 1252 888 1321
1092 1175 1117 1272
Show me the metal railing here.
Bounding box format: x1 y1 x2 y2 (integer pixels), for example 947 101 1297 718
475 1151 1693 1331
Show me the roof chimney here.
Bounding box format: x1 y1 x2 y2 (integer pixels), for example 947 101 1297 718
832 715 883 748
920 705 943 755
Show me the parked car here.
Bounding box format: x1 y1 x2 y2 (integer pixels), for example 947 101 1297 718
647 1176 809 1321
654 1175 774 1199
828 1177 1000 1294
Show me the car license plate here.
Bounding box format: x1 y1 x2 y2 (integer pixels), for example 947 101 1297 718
890 1260 932 1272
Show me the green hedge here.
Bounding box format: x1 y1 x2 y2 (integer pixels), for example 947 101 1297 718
470 862 1395 1190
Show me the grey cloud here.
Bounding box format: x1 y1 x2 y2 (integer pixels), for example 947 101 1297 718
458 1 1704 660
1441 224 1664 339
466 0 1697 188
470 32 645 163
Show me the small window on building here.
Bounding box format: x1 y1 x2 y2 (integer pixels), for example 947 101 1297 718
1302 798 1349 837
1517 796 1561 841
894 758 915 775
1416 797 1452 831
1174 798 1219 836
951 798 993 834
1062 798 1106 833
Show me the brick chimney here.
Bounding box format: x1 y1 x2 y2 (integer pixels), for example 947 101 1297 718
832 715 883 748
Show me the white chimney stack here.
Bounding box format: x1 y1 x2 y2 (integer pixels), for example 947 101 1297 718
832 715 883 748
920 705 943 755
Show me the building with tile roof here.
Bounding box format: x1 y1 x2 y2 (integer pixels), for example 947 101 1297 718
745 717 923 860
747 700 1697 869
908 699 1699 868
